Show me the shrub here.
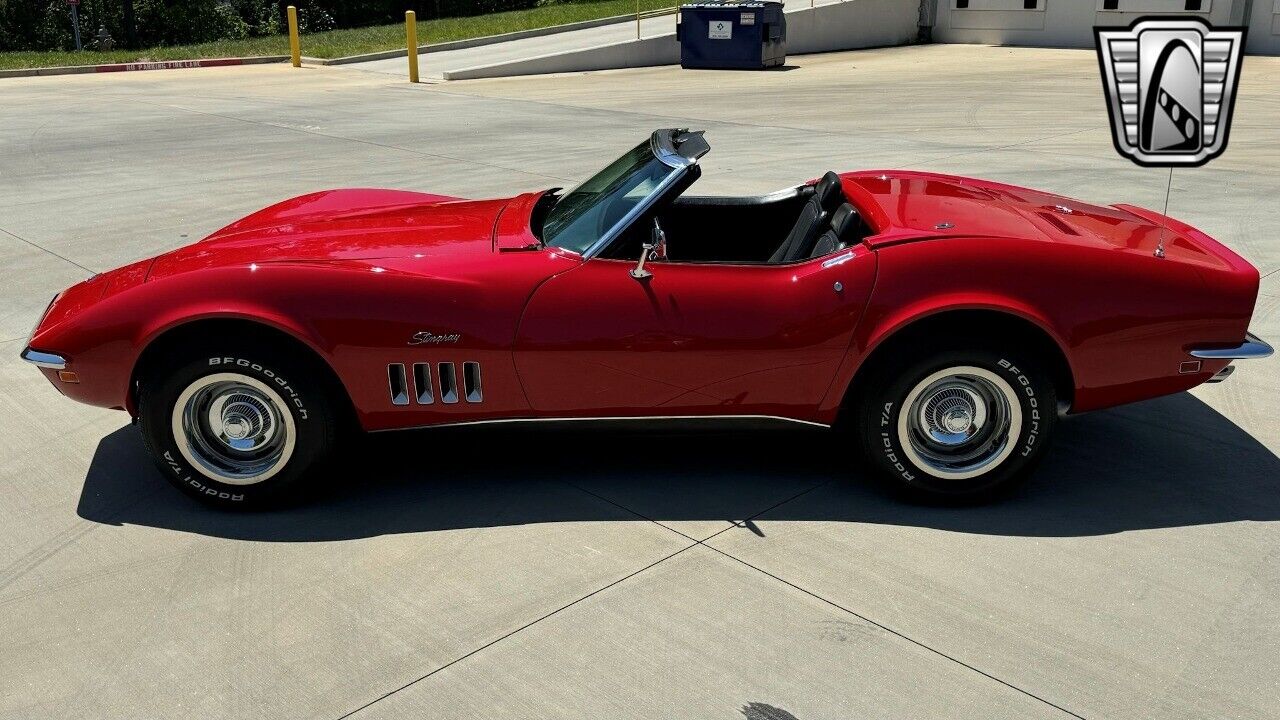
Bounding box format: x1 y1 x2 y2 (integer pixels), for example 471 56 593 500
0 0 560 51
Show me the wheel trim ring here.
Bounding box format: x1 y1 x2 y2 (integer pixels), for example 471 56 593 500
896 365 1023 481
170 372 298 486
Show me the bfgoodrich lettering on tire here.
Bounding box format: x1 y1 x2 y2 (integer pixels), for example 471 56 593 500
854 348 1056 501
138 344 338 508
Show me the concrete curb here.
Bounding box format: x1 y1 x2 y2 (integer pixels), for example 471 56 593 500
311 8 675 66
0 55 287 79
442 35 677 80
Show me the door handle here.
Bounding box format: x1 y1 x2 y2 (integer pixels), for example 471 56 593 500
822 250 855 268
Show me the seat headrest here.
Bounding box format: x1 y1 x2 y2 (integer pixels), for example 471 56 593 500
814 171 843 210
829 203 859 239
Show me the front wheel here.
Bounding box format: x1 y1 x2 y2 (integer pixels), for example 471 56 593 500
137 346 339 508
853 348 1056 502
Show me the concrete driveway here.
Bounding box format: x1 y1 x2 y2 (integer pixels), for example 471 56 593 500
0 45 1277 719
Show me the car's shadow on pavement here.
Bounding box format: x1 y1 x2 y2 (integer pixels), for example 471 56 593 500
77 392 1280 542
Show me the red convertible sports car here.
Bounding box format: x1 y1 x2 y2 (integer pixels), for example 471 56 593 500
23 129 1271 507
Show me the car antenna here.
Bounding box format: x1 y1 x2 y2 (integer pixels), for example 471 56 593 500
1155 167 1173 259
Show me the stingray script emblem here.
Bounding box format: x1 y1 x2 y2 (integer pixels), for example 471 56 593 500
408 331 461 345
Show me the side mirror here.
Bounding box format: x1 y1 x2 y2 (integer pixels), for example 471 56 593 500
630 218 667 280
649 218 668 261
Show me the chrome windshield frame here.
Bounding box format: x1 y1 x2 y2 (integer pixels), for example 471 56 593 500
567 129 707 260
651 129 699 170
579 168 691 260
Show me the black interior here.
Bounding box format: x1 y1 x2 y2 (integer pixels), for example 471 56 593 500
769 171 846 263
810 202 861 259
599 170 871 265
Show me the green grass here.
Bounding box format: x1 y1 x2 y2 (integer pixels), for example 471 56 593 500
0 0 675 70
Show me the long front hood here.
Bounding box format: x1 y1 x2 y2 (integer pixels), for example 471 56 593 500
150 189 511 279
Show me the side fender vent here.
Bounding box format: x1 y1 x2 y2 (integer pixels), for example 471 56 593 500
391 360 482 405
388 364 409 406
438 362 459 404
412 363 434 404
463 361 483 403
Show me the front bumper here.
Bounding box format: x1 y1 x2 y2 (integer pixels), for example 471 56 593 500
22 293 66 370
20 347 66 370
1189 332 1274 360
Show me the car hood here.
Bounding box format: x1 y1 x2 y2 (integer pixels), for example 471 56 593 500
149 189 510 279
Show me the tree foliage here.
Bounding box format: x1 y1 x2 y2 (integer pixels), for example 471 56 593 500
0 0 546 52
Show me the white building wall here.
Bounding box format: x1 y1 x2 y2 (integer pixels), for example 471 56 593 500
786 0 923 54
1247 0 1280 54
928 0 1265 51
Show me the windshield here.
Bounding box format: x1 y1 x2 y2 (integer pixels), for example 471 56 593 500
540 139 679 255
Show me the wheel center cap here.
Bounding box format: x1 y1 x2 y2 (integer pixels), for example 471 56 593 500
942 408 972 434
223 416 250 440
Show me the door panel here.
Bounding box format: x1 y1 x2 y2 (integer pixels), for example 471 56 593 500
514 248 877 420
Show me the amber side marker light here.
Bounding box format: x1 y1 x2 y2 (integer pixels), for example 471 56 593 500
57 370 80 383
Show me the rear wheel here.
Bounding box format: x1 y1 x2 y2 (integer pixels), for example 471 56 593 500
853 347 1056 502
138 345 339 508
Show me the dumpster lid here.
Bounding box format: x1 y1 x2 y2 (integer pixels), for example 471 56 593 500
680 1 781 8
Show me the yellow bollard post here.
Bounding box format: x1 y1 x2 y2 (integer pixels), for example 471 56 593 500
406 10 420 83
287 6 300 67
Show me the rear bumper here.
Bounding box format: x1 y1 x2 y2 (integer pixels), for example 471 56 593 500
1189 332 1274 360
1206 365 1235 383
1190 332 1272 384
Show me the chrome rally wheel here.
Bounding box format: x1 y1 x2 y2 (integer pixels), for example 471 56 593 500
138 342 339 508
897 366 1022 481
171 373 297 486
854 348 1057 502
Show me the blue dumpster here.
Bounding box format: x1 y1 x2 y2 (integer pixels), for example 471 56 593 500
677 1 785 70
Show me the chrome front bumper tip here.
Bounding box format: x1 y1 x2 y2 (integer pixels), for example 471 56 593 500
20 347 67 370
1189 332 1274 360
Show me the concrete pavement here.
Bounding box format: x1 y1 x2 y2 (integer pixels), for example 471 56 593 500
1 45 1278 719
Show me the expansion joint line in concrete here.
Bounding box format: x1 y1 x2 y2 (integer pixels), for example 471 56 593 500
333 539 702 719
334 480 829 718
577 477 1091 720
0 225 96 275
337 472 1088 719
